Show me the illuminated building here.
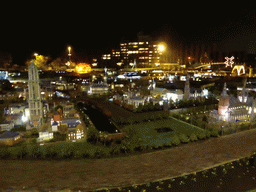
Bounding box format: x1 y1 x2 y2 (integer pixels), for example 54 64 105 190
101 33 163 68
120 40 161 68
210 82 256 122
28 61 43 129
75 63 91 74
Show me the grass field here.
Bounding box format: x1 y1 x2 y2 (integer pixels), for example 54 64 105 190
123 117 205 146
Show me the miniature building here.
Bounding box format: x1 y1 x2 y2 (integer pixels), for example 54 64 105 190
51 121 58 132
210 81 256 122
0 120 14 131
88 83 109 95
0 131 22 146
67 124 84 141
28 61 43 129
38 131 53 141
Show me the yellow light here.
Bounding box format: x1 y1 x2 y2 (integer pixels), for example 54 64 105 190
75 63 91 74
158 45 164 52
34 53 38 57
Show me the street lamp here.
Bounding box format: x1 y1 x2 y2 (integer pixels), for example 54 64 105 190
158 45 165 52
68 46 71 61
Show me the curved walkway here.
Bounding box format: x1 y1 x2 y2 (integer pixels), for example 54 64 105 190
2 129 256 191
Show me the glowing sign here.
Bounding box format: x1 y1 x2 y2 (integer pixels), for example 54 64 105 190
224 56 234 67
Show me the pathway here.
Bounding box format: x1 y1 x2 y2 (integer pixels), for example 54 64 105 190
1 129 256 191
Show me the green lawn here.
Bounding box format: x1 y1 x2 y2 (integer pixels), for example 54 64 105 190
123 117 205 146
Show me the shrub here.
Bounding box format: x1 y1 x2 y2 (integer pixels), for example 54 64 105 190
211 129 219 137
205 131 211 138
110 144 121 155
196 132 207 140
189 133 198 142
171 136 181 146
0 147 10 159
27 146 40 159
87 146 97 158
164 139 172 147
9 147 23 159
179 134 189 143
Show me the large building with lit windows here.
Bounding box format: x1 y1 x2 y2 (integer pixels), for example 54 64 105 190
101 33 163 68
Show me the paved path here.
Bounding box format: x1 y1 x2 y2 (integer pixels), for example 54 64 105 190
2 129 256 191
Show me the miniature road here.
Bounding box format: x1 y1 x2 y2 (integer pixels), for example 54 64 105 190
1 129 256 191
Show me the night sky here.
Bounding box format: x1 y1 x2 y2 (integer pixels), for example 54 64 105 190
1 2 256 65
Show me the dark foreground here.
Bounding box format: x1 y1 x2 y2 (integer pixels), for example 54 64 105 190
1 129 256 192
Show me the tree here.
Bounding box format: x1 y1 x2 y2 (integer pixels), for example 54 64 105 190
49 58 65 71
26 55 49 71
136 103 143 112
0 51 12 66
147 102 154 111
202 115 208 123
154 103 161 110
87 126 100 144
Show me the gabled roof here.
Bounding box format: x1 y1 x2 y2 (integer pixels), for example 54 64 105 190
229 96 243 108
0 131 20 139
52 121 58 126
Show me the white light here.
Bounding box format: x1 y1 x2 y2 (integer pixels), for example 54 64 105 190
117 75 125 79
224 56 234 67
21 115 28 122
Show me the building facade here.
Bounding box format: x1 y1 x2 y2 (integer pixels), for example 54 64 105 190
101 33 163 68
28 61 43 128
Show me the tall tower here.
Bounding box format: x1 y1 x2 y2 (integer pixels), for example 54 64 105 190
28 61 43 128
218 82 229 116
184 73 190 100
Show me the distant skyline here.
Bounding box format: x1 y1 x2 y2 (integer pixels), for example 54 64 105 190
1 2 256 65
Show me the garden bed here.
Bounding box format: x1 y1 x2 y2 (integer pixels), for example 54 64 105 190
94 154 256 192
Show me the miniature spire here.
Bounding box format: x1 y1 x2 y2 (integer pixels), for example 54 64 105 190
184 73 190 100
221 82 228 97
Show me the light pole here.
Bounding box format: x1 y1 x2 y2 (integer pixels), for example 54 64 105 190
68 46 71 62
34 53 38 60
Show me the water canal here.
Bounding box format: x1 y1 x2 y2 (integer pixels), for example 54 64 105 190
83 104 119 133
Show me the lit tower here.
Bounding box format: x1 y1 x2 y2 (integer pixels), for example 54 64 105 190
28 61 43 129
218 82 229 116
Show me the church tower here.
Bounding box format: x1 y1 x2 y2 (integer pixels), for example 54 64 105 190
218 82 229 116
184 73 190 100
28 61 43 129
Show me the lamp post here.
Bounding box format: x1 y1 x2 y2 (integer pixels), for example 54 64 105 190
68 46 71 62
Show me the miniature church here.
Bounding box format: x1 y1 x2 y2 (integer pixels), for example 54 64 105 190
27 61 43 129
210 77 256 122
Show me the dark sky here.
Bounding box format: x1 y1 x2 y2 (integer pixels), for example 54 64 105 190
1 2 256 65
